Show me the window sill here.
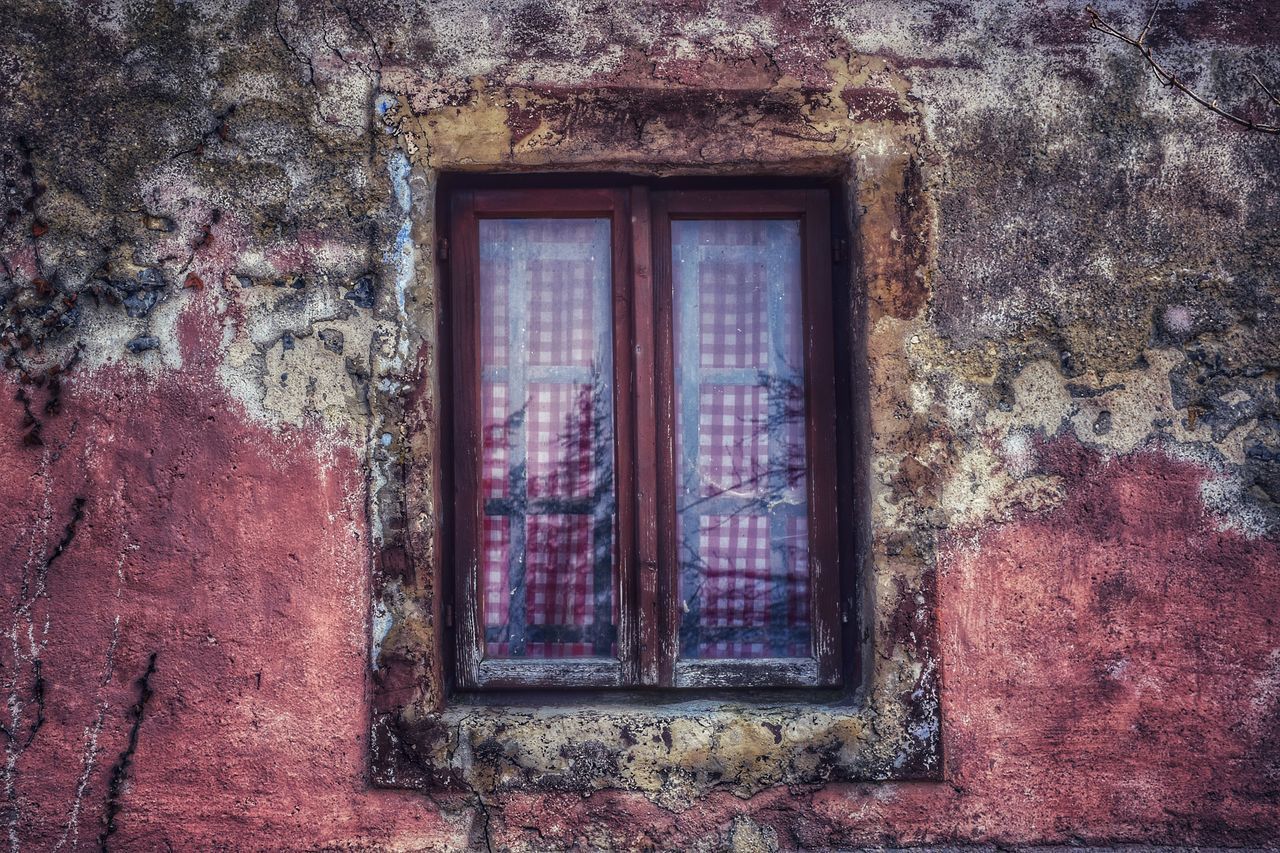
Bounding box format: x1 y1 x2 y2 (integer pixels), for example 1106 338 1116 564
372 688 941 800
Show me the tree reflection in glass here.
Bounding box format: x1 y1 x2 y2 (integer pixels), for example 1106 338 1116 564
671 219 811 660
477 219 616 659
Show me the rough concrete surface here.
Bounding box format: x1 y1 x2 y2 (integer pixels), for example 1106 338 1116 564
1 0 1278 850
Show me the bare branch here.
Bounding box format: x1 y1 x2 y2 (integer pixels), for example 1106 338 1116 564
1086 4 1280 135
1137 0 1162 46
1251 73 1280 109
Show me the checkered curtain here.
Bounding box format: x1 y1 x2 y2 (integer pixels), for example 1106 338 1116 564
478 219 616 659
672 220 811 659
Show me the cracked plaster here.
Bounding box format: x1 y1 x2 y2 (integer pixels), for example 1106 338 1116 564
1 0 1278 848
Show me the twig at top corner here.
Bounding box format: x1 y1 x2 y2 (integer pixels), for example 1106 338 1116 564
1085 3 1280 135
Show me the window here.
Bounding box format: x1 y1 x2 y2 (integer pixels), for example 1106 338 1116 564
447 184 841 690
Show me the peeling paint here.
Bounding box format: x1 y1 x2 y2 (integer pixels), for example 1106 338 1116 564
2 0 1278 848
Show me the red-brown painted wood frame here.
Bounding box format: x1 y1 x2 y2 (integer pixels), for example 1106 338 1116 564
652 190 841 688
449 185 841 690
450 188 636 689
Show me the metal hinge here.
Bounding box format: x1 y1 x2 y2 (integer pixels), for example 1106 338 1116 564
832 238 848 264
444 604 454 628
438 237 449 262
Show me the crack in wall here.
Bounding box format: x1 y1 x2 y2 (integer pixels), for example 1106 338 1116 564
97 651 157 852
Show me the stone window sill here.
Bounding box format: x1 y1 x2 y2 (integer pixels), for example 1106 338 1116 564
373 689 940 801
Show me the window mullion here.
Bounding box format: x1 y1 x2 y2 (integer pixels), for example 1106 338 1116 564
651 192 680 687
609 191 640 685
629 186 663 686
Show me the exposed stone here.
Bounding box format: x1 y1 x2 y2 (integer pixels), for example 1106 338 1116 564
125 335 159 353
318 328 344 354
110 268 167 319
729 815 778 853
142 214 175 232
344 274 377 309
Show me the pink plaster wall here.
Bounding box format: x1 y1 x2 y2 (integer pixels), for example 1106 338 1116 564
4 309 1276 849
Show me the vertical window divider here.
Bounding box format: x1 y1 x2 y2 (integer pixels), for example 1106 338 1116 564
608 189 640 686
651 191 679 687
630 186 663 687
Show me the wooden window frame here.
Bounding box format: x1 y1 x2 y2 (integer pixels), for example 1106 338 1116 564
449 183 842 691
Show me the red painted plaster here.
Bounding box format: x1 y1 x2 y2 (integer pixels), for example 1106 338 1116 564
1 306 443 850
4 307 1278 848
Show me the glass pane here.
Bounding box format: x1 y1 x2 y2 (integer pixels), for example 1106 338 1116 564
478 219 616 659
672 219 810 660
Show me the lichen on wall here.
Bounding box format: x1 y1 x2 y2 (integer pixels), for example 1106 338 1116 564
1 0 1278 850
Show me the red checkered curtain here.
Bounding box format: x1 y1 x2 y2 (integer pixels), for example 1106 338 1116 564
478 219 616 659
671 220 810 659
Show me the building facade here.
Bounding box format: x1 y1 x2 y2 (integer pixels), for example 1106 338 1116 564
2 0 1278 849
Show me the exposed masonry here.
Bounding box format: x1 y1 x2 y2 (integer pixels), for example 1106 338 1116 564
2 0 1278 848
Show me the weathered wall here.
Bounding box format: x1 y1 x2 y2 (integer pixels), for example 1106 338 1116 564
2 0 1278 850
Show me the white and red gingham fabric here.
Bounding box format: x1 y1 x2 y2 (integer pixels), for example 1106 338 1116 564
525 513 593 623
782 515 809 656
479 256 509 367
528 258 594 367
482 516 511 627
478 219 614 659
698 385 769 497
673 219 811 660
482 512 597 658
699 515 770 658
699 260 767 369
526 382 595 500
481 382 509 499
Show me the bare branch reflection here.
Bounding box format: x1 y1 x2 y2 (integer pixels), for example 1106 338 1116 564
483 365 615 658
